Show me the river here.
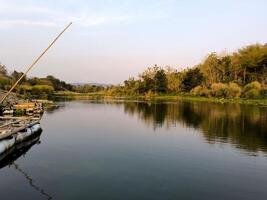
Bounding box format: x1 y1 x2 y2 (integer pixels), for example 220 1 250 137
0 100 267 200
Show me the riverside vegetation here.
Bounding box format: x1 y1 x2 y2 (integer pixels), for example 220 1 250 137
1 43 267 104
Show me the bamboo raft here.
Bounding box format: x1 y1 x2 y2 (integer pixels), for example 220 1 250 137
0 116 41 140
0 116 42 154
0 22 72 156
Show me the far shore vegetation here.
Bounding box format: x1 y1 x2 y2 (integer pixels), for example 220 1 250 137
1 43 267 105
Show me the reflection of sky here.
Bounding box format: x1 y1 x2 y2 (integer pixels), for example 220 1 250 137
0 0 267 83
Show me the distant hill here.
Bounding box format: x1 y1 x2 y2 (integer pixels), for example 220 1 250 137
72 82 112 87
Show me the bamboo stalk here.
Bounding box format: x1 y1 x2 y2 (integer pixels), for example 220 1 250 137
0 119 25 129
0 22 72 104
0 116 29 120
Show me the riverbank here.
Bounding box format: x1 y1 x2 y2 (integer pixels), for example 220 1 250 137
53 92 267 106
0 90 56 114
3 90 266 106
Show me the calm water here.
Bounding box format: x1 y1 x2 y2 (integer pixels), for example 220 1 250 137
1 100 267 200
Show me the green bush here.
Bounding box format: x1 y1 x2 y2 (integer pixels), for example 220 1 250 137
18 85 32 95
243 81 261 91
0 77 11 89
211 83 228 98
226 83 241 98
243 89 260 99
242 81 261 98
144 90 155 98
31 85 54 95
191 86 202 96
192 83 241 99
190 86 210 97
260 88 267 98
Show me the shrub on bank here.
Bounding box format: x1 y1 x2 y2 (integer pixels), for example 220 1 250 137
244 89 260 99
0 77 11 90
18 85 32 95
190 86 210 97
191 83 242 98
190 81 267 99
32 85 54 94
243 81 261 91
242 81 261 99
191 86 202 96
211 83 228 98
16 84 55 98
260 88 267 98
227 83 242 98
145 90 155 98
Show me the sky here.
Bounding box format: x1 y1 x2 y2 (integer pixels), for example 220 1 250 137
0 0 266 84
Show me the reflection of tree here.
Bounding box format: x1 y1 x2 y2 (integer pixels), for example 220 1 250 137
45 103 65 114
124 102 167 129
123 101 267 154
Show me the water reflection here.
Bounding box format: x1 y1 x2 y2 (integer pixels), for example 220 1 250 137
0 132 41 169
45 104 64 114
12 163 52 200
47 100 267 154
122 101 267 154
0 131 53 199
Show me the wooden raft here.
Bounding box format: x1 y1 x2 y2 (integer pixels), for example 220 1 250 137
0 116 40 140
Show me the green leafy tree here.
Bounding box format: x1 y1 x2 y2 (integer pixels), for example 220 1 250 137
199 53 220 85
154 69 167 93
237 44 267 84
181 68 204 92
11 70 26 83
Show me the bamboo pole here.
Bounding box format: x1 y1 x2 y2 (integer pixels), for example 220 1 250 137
0 119 25 129
0 22 72 104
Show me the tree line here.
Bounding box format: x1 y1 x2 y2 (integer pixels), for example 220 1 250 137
0 63 107 98
107 43 267 99
0 65 96 98
1 43 267 99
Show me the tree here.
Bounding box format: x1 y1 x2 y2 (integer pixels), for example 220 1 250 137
154 69 167 93
46 75 61 90
46 75 74 91
0 63 8 77
165 67 182 93
137 76 154 94
180 68 204 92
237 44 267 84
11 70 26 83
124 77 139 95
218 56 232 82
137 65 160 94
230 53 243 83
199 53 220 85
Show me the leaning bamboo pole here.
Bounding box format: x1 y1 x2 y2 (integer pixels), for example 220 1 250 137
0 22 72 104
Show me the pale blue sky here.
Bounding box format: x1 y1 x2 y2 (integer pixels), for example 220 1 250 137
0 0 266 83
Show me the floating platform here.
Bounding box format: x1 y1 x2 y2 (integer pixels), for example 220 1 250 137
0 116 42 155
0 131 41 169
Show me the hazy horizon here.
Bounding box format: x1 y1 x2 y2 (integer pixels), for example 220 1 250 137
0 0 266 84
